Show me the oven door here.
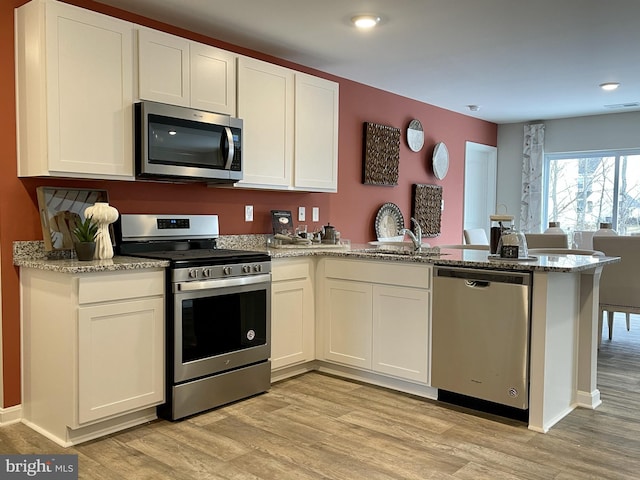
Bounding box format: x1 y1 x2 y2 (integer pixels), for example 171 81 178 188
172 274 271 383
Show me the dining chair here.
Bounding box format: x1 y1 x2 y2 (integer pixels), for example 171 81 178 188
524 233 568 248
592 236 640 342
463 228 489 245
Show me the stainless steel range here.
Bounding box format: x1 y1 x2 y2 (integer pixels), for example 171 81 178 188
117 214 271 420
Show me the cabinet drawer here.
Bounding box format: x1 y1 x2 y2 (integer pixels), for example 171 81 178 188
272 259 311 282
324 259 431 289
78 270 164 305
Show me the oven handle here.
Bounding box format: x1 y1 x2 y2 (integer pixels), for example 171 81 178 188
175 273 271 292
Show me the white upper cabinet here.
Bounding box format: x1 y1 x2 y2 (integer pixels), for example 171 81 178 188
190 42 237 114
235 56 339 192
15 0 134 179
294 72 339 192
137 27 237 115
137 28 190 107
236 56 295 188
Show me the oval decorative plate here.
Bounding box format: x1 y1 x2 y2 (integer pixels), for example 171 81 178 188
374 203 405 240
432 142 449 179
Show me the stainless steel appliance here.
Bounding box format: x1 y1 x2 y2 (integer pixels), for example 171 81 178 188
135 101 243 183
117 214 271 420
431 267 531 410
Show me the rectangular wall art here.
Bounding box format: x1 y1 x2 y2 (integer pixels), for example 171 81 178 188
412 184 443 237
362 122 400 186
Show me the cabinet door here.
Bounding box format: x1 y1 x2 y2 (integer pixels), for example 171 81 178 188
373 285 430 383
137 28 190 106
237 56 294 188
323 279 372 369
294 73 339 192
44 1 133 177
271 279 314 369
191 43 236 115
77 297 164 424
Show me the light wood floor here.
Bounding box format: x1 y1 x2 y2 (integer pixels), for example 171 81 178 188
2 314 640 479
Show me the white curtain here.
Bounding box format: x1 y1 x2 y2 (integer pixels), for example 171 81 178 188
520 123 545 232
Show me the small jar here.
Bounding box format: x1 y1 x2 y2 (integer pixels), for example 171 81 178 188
593 222 617 237
489 214 514 254
544 221 565 234
497 228 529 258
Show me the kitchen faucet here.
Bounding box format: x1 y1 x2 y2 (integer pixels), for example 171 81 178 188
399 217 423 251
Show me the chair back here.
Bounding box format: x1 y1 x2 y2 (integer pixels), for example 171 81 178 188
593 236 640 308
524 233 568 248
463 228 489 245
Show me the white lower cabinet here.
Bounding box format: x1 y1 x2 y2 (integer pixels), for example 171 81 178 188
323 279 373 369
271 258 315 370
372 285 430 383
319 258 432 384
21 268 165 446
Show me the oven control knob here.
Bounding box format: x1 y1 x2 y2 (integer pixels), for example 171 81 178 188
223 266 232 276
242 265 251 273
202 268 212 278
188 269 198 279
253 264 262 273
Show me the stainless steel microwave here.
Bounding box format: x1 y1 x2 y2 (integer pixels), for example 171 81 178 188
135 101 243 183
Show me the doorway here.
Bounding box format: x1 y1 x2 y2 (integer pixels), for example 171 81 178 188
463 141 497 240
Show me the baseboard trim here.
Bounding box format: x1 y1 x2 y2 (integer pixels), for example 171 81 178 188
0 405 22 426
575 389 602 409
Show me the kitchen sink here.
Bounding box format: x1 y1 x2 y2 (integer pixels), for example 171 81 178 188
356 248 445 257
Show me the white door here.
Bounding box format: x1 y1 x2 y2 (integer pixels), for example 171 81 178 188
463 142 497 239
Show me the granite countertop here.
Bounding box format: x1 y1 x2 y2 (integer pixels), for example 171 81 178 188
13 255 169 273
14 239 618 274
268 244 620 273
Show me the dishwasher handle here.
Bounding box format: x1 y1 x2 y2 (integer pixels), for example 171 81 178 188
435 266 531 286
465 280 490 288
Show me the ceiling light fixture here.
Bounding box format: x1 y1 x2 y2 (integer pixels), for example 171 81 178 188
599 82 620 91
351 15 381 29
467 105 480 112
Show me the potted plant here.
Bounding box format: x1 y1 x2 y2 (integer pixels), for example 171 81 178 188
73 215 98 261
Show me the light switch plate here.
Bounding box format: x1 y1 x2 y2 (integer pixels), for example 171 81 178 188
298 206 306 221
312 207 320 222
245 205 253 222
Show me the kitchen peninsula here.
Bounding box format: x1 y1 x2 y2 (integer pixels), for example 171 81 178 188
268 245 619 433
15 241 618 441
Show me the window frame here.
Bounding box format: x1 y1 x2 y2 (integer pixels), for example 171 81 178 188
543 148 640 233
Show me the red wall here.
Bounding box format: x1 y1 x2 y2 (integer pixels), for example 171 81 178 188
0 0 497 407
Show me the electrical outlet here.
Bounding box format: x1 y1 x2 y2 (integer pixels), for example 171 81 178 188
312 207 320 222
298 206 306 222
245 205 253 222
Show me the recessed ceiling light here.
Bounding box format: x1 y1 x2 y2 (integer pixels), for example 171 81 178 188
467 105 480 112
351 15 381 29
600 82 620 91
168 130 177 135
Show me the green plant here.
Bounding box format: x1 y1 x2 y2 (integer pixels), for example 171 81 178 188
73 216 98 243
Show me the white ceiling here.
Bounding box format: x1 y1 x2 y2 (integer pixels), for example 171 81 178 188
96 0 640 124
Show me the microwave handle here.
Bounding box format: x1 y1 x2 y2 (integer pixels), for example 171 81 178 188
223 126 235 169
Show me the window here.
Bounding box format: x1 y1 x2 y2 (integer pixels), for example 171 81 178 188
544 149 640 235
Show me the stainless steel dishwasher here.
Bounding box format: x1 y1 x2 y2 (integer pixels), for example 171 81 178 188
431 266 531 410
